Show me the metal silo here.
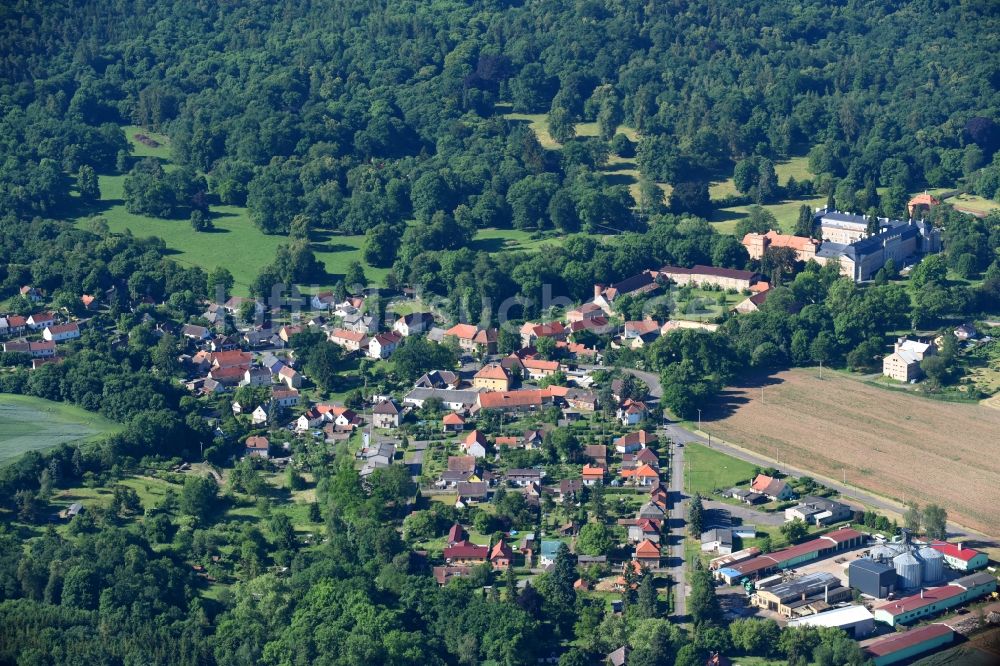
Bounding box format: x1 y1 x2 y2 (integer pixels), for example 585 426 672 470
893 550 923 589
918 546 944 583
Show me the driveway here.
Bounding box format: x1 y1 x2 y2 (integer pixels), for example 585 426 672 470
406 440 429 479
665 437 687 620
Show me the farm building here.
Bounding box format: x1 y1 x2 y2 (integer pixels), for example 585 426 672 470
848 558 897 598
929 541 988 571
863 623 954 666
786 605 875 638
872 572 998 626
715 528 864 584
784 496 853 526
750 572 851 617
709 547 761 571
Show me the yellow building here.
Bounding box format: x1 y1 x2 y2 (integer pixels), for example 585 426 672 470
473 363 511 392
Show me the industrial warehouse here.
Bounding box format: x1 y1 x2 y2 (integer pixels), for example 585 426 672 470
714 527 865 584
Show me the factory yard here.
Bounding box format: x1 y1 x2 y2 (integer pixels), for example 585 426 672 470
703 369 1000 537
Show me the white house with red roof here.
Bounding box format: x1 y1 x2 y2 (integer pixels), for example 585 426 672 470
929 541 988 571
26 312 56 330
460 430 487 458
368 331 402 359
43 322 80 342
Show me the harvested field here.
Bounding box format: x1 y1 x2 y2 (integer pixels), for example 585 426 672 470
702 369 1000 536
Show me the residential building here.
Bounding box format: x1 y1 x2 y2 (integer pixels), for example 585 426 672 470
581 464 605 486
733 290 770 314
3 340 56 358
473 363 511 392
211 350 252 369
442 412 466 432
393 312 434 337
251 405 269 425
342 312 376 334
614 429 657 454
42 322 80 342
403 388 481 411
372 399 402 429
443 323 497 354
241 367 271 388
634 539 661 567
519 321 567 347
181 324 211 341
433 566 472 586
26 312 56 329
476 388 552 412
750 474 794 501
329 328 368 352
701 528 734 555
278 366 302 389
368 331 402 359
592 271 660 314
656 265 759 291
617 399 647 426
414 370 460 390
490 539 513 570
443 541 489 565
621 464 659 487
506 468 542 487
245 435 269 458
461 430 488 458
883 337 935 382
565 302 605 322
0 315 27 335
625 518 661 543
454 482 489 505
522 358 559 380
271 387 300 408
742 230 819 262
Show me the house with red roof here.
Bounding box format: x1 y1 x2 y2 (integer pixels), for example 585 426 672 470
443 540 489 565
444 324 497 354
520 321 567 347
522 358 560 380
476 389 552 412
329 328 368 352
26 312 56 330
750 474 794 501
581 464 606 486
473 363 511 392
621 464 660 487
490 539 513 570
625 518 661 544
461 430 487 458
634 539 661 567
369 331 402 359
614 429 657 453
447 523 466 545
442 412 466 432
43 322 80 342
617 399 648 426
244 435 269 458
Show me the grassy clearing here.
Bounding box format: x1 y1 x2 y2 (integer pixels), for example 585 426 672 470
122 125 172 160
79 176 388 296
470 227 571 253
673 287 745 322
0 394 121 465
683 443 759 496
710 194 827 235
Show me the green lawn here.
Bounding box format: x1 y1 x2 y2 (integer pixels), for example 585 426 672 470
122 125 173 160
0 394 121 465
470 227 575 253
673 287 745 322
683 443 759 496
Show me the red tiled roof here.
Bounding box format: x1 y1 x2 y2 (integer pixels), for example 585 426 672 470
45 322 79 334
875 586 965 617
635 539 660 557
478 389 551 410
490 539 513 560
442 412 465 425
658 264 757 281
495 436 520 447
443 540 489 560
614 430 657 447
821 528 863 545
864 623 951 657
245 435 269 450
523 358 559 371
448 455 476 472
212 350 252 367
621 464 659 479
331 328 367 342
930 540 983 562
581 464 605 478
475 364 509 380
445 323 479 340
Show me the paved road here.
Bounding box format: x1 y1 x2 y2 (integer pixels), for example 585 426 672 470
406 440 428 479
665 437 687 620
662 424 997 547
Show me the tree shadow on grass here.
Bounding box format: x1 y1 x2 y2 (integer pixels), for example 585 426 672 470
709 208 747 224
703 372 787 421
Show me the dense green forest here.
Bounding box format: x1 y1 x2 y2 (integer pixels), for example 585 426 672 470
1 0 1000 664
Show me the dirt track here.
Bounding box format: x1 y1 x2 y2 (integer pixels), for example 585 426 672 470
703 369 1000 537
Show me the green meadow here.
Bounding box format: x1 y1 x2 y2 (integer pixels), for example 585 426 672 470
0 394 121 465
